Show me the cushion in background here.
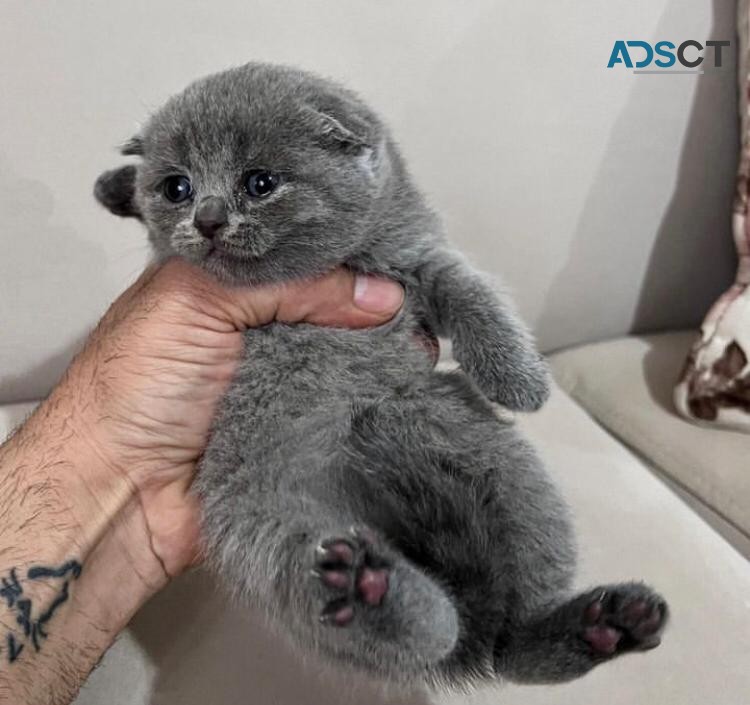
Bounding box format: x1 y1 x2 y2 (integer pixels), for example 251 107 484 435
552 331 750 554
674 0 750 432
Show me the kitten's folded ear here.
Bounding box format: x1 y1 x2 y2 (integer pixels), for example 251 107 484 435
94 164 141 219
303 105 373 153
303 104 388 182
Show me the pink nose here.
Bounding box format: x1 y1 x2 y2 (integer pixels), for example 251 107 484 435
194 196 228 239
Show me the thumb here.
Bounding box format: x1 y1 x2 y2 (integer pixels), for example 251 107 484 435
141 259 404 331
274 269 405 328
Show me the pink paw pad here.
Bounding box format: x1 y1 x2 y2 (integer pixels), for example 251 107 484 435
583 625 621 655
357 568 389 606
581 590 667 657
315 529 391 627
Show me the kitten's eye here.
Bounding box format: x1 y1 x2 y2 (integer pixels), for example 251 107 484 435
163 175 193 203
244 170 280 198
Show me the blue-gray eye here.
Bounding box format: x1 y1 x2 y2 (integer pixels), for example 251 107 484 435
163 175 192 203
245 170 280 198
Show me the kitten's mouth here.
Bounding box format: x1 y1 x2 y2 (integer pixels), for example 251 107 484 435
204 240 259 262
194 242 271 283
174 234 269 272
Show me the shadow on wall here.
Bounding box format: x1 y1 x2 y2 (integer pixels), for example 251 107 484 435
537 0 739 352
126 570 432 705
0 154 108 403
632 0 739 333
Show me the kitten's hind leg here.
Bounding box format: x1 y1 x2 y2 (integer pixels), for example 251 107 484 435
303 522 460 678
199 403 459 680
202 473 459 680
495 583 668 684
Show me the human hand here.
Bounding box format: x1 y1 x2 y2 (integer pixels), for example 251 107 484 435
58 258 405 580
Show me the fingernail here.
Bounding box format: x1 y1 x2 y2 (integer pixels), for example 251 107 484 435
353 275 404 314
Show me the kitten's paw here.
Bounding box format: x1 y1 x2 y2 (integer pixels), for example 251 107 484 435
313 527 391 627
580 585 668 657
462 346 551 412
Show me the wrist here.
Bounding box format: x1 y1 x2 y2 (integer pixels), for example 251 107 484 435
0 386 168 625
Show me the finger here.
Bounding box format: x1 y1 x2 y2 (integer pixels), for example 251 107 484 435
274 269 404 328
129 259 404 331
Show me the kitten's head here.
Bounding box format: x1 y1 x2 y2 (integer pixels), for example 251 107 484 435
95 63 391 283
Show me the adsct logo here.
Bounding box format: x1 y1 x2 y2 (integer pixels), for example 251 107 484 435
607 40 731 74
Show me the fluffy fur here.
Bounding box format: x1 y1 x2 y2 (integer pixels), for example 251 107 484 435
95 63 667 688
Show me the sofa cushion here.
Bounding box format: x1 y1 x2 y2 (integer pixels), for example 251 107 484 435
551 331 750 551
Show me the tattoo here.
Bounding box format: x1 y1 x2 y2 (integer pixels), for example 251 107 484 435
0 569 22 607
27 561 82 581
6 634 23 663
0 560 82 665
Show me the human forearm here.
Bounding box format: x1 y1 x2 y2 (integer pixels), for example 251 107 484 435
0 382 165 705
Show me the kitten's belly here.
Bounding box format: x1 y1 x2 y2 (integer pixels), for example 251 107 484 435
219 319 434 427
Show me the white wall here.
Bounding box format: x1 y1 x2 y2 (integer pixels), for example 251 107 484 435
0 0 739 402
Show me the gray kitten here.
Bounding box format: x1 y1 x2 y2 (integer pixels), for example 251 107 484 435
95 63 667 688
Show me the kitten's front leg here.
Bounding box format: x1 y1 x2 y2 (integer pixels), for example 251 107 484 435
416 250 550 411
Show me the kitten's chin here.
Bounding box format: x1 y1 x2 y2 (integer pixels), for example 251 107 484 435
169 241 343 286
192 247 265 285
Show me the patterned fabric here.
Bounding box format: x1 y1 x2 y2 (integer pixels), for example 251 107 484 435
674 0 750 431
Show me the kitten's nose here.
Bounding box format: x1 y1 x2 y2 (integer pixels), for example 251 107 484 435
194 196 228 239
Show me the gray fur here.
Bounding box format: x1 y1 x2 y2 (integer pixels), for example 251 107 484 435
95 63 667 688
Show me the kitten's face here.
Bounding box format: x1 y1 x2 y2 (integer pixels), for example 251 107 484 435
96 65 387 284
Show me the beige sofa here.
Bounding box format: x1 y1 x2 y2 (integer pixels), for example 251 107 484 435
1 1 749 703
3 372 749 705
